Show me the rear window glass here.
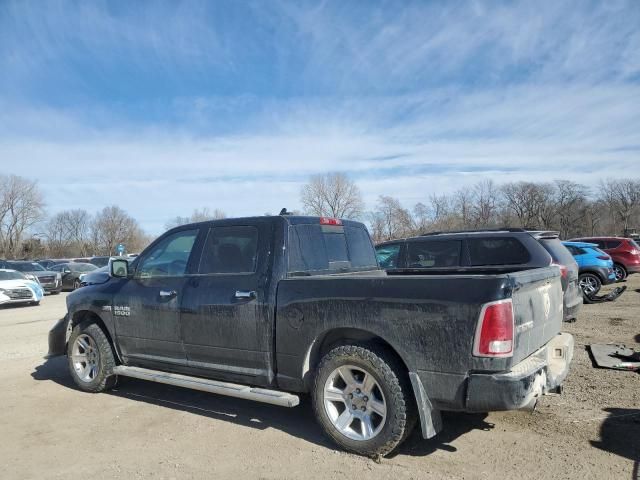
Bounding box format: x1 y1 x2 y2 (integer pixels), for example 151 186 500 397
288 224 377 274
539 238 574 265
605 240 622 249
468 237 530 266
407 240 461 268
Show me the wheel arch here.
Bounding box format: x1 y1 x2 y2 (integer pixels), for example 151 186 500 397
579 269 605 282
69 310 122 363
301 327 412 391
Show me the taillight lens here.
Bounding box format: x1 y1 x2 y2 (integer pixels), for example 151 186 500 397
552 262 568 279
473 300 514 357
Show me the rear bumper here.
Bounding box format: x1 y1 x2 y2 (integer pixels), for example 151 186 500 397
592 266 616 284
465 333 574 412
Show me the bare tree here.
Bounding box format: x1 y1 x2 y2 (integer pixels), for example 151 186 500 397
92 206 146 255
0 175 46 258
599 179 640 233
470 180 499 228
300 172 364 220
45 209 92 257
165 207 227 230
554 180 589 238
369 196 414 243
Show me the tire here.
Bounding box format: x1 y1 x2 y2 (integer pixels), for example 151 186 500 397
312 344 416 457
31 301 40 306
51 291 60 295
613 264 627 282
579 273 602 297
67 321 117 393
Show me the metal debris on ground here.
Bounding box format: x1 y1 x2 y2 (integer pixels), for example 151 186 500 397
583 286 627 304
588 343 640 371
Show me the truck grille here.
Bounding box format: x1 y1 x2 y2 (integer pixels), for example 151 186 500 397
6 289 33 300
39 276 56 283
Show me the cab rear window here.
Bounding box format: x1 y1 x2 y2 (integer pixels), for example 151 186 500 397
288 223 377 274
406 240 461 268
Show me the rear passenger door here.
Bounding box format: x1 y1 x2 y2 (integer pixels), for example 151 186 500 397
180 221 273 386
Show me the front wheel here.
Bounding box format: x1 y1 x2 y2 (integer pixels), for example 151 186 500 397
312 345 416 457
67 322 117 392
579 273 602 296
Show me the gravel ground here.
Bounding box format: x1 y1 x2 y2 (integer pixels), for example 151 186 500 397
0 278 638 480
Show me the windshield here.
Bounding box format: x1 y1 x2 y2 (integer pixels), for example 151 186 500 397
7 262 45 272
0 270 27 281
71 263 98 272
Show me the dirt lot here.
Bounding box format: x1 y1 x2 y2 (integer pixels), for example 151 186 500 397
0 279 638 480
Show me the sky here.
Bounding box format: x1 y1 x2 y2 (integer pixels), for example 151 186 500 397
1 0 639 234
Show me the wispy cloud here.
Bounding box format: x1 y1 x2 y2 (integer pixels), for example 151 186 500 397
0 1 638 233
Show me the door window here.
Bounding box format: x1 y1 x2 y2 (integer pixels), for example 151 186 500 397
137 229 198 278
375 244 401 268
198 226 259 274
407 240 461 268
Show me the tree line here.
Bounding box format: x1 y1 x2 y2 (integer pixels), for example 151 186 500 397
2 172 639 259
300 173 640 244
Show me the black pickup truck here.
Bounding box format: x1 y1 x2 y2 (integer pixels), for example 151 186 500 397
48 215 573 456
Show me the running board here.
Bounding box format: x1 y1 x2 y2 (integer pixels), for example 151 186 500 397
112 365 300 408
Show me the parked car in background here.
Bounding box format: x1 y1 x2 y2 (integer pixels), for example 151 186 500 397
562 242 616 296
89 256 111 268
4 261 63 294
568 236 640 282
0 269 44 306
375 229 581 322
48 262 98 291
36 259 70 270
79 266 109 287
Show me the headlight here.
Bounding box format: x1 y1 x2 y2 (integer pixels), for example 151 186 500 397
26 274 39 282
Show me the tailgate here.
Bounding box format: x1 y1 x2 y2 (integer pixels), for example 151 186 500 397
508 266 564 364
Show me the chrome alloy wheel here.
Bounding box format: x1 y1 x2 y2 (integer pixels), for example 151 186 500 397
579 275 599 295
71 334 99 383
613 265 625 281
323 365 387 441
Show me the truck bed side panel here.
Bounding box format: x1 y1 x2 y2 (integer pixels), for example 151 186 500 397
275 268 562 410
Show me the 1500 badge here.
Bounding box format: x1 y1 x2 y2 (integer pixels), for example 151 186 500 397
113 306 131 317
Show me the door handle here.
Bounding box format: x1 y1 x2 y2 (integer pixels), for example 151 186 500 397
159 290 177 298
235 290 256 300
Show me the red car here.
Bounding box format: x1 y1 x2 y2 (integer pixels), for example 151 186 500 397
569 236 640 281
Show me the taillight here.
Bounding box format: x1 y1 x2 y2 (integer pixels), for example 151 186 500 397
473 299 514 357
319 217 342 226
597 255 610 261
552 262 568 279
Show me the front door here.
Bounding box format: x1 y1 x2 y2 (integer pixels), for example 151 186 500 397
180 222 273 385
113 228 200 368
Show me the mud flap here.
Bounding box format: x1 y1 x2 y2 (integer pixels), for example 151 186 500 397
409 372 443 439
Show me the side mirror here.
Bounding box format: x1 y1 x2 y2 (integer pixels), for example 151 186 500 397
110 259 129 278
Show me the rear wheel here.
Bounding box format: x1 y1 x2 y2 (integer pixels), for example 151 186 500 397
613 263 627 282
67 322 116 392
312 345 416 457
579 273 602 296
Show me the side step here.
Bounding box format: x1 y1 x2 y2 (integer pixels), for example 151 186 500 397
112 365 300 408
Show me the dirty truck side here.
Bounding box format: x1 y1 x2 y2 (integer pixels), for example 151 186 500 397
48 215 574 457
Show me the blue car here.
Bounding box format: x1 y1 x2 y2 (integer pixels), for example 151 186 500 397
562 241 616 296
